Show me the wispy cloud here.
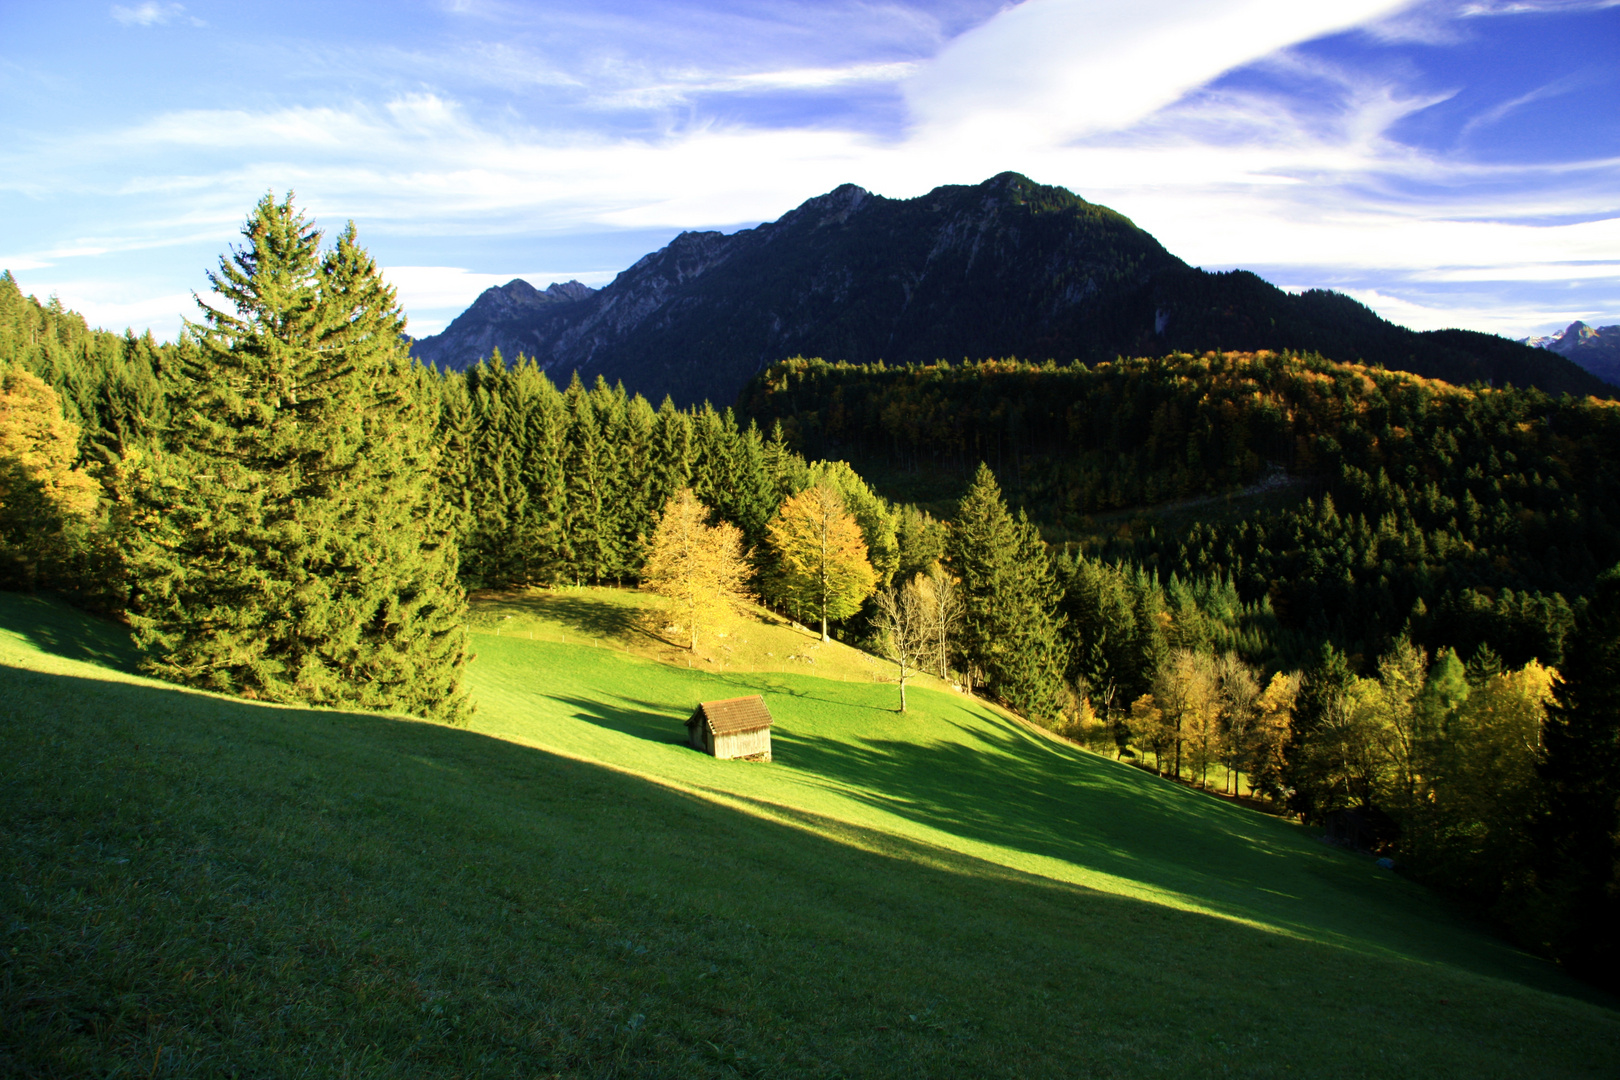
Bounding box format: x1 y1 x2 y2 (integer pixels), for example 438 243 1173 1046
14 0 1618 341
110 3 198 27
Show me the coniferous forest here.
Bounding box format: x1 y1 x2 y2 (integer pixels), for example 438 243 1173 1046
2 199 1618 992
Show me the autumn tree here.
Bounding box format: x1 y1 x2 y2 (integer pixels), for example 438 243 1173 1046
1216 652 1261 795
765 482 877 641
640 487 752 652
1128 693 1169 772
1249 671 1300 800
805 459 899 586
873 573 932 712
0 364 101 589
1154 648 1219 782
919 563 964 682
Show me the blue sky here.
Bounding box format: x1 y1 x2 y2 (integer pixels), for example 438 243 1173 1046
2 0 1616 339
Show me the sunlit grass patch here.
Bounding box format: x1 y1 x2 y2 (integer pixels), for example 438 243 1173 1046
2 589 1617 1078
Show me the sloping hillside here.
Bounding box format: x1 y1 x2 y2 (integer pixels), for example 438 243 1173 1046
3 589 1617 1077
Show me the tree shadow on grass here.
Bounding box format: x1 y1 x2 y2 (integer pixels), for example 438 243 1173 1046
541 594 644 640
766 710 1588 994
5 650 1616 1080
0 590 142 674
554 693 691 747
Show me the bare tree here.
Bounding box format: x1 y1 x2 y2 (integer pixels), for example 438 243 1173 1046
874 573 933 712
917 564 963 684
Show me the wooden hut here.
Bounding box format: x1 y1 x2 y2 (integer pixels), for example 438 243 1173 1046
687 696 773 761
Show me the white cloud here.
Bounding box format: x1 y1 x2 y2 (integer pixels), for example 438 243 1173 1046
11 273 195 333
20 0 1619 341
1411 262 1620 283
110 3 190 27
1333 287 1603 336
903 0 1413 149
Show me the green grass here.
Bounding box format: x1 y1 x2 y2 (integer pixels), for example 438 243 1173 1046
2 588 1618 1078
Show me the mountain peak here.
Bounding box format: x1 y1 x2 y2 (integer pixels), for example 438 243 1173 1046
410 174 1614 402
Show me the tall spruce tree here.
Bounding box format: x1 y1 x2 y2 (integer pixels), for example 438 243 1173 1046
126 195 467 721
563 374 615 584
944 463 1066 721
1532 565 1620 985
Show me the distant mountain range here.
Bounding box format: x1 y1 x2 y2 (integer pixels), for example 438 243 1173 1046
1524 321 1620 387
409 173 1612 406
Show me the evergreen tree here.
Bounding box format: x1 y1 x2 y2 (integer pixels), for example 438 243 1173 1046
126 195 467 721
1532 565 1620 985
728 421 776 551
1283 642 1358 820
762 419 808 501
563 375 615 584
617 393 657 576
944 463 1066 720
647 396 692 513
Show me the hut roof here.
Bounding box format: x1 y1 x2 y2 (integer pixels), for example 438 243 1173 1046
688 695 772 735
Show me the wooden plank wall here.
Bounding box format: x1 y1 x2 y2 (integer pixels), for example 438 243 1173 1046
713 728 771 761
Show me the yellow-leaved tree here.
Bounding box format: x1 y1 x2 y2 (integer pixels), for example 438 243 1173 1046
640 488 753 651
0 365 100 588
766 482 877 642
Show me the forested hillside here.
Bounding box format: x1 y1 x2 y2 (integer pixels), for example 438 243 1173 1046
742 352 1620 664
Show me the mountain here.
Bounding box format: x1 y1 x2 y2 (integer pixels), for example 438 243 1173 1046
1524 320 1620 387
409 278 595 372
408 173 1612 405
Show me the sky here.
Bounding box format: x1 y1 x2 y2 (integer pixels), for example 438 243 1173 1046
1 0 1616 340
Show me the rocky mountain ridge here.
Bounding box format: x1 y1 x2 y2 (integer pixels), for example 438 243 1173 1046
1524 320 1620 386
410 279 595 371
408 173 1613 406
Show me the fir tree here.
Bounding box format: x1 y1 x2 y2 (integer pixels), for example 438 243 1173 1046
617 393 657 576
564 375 615 584
944 463 1066 720
126 195 467 721
1533 565 1620 985
650 397 693 512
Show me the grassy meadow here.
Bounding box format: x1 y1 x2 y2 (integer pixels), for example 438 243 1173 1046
2 586 1618 1078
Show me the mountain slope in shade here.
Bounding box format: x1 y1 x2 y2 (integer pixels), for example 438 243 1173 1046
1525 321 1620 387
409 173 1612 406
410 279 595 372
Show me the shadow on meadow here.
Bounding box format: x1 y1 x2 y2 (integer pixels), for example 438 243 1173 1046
554 693 691 746
537 649 1587 999
0 591 142 674
5 636 1620 1075
758 696 1576 994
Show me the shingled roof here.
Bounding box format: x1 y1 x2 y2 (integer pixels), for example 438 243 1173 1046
687 695 772 735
